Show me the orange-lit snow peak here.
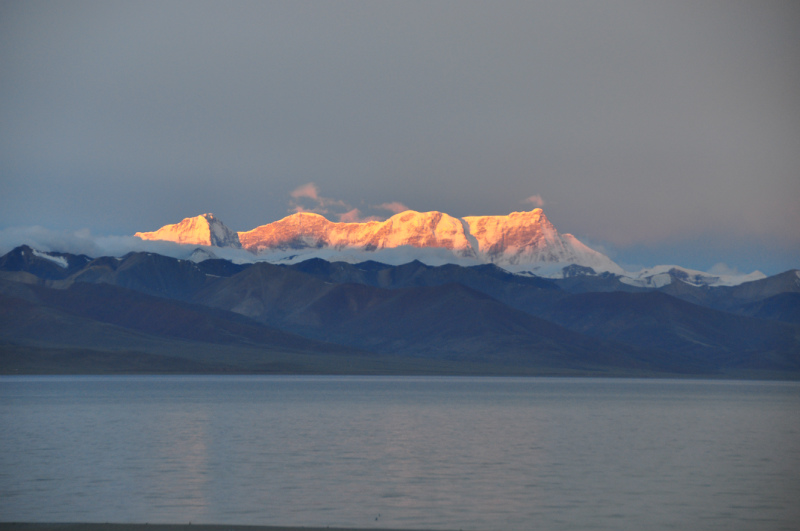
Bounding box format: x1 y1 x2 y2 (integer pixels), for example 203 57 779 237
135 213 241 248
135 207 625 275
459 208 622 273
238 209 476 257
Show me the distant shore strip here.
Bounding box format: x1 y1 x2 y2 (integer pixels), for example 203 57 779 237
0 524 449 531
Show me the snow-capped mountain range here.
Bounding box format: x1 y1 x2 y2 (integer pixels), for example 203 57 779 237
136 209 622 276
134 210 766 287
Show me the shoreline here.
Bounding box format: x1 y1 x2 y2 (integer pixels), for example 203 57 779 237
0 525 448 531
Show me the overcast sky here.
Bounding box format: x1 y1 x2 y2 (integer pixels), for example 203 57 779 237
1 1 798 273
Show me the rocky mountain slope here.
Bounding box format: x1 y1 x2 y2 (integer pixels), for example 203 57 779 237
2 246 798 377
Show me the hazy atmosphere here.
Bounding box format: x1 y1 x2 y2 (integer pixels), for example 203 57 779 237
1 1 799 274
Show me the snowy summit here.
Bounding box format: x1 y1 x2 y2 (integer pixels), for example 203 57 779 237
135 213 241 249
135 208 624 276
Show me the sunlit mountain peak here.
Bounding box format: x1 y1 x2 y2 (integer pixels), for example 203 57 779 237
135 213 241 248
136 207 625 276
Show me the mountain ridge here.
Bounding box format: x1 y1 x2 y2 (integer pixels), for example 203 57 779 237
130 210 768 286
2 246 798 377
136 208 627 276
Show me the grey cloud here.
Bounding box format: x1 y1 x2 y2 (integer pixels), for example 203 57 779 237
1 1 798 273
0 226 257 263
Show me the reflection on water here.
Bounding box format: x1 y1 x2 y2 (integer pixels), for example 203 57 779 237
149 408 211 521
1 376 799 531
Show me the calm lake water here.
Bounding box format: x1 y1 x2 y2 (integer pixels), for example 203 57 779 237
1 376 799 531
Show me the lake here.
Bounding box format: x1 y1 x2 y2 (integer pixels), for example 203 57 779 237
1 376 799 530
